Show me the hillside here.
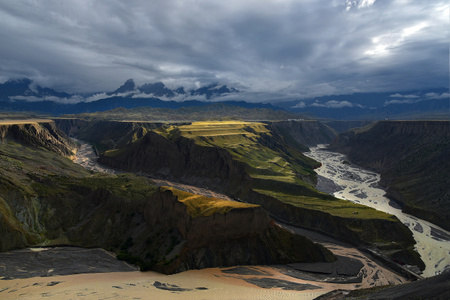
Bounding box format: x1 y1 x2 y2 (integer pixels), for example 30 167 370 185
0 120 336 273
59 119 422 267
328 121 450 231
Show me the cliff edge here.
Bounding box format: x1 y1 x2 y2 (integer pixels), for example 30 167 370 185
329 120 450 231
0 120 335 273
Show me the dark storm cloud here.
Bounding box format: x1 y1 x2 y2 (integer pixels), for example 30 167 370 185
0 0 447 99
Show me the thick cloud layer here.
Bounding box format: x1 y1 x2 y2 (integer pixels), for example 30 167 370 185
0 0 447 100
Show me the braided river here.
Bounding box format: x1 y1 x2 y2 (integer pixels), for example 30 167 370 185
305 145 450 278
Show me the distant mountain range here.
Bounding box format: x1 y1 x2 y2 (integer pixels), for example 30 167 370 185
0 78 277 115
106 78 238 99
0 78 448 120
278 89 449 120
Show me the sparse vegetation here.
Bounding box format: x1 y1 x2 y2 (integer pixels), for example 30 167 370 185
157 121 396 222
161 186 258 218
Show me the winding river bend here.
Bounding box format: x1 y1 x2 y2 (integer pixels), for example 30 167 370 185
305 145 450 278
73 139 450 278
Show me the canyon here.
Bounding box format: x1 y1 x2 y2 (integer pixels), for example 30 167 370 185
0 120 334 274
0 117 448 298
328 121 450 232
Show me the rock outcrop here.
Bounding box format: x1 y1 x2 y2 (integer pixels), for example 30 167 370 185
0 121 335 273
244 190 415 249
0 121 76 158
55 118 166 153
99 131 252 195
329 120 450 231
269 120 337 147
94 122 417 258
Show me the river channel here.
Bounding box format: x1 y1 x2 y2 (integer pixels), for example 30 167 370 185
73 139 450 278
304 145 450 278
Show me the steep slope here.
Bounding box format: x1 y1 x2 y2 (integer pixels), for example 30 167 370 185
345 270 450 299
95 120 418 264
269 120 337 147
0 121 335 273
0 120 76 157
329 121 450 231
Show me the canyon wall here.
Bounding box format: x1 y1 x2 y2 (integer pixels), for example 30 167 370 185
92 121 417 257
0 121 76 157
329 121 450 231
99 131 253 196
269 120 337 148
0 121 334 273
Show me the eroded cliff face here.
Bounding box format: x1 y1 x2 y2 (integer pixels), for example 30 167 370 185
1 173 334 273
329 121 450 231
244 190 415 248
0 121 335 273
99 131 252 196
0 121 76 158
55 118 167 153
269 120 337 147
94 123 418 261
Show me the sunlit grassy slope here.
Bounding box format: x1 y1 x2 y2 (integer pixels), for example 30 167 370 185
158 121 311 182
157 121 394 220
161 186 258 218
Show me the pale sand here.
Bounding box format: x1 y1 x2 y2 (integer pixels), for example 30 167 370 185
0 262 406 300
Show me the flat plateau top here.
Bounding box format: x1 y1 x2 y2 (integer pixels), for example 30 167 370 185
0 119 52 124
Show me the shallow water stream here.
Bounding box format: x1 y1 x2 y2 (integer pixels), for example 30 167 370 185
305 145 450 277
72 139 450 277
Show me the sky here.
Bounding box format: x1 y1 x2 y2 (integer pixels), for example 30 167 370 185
0 0 448 101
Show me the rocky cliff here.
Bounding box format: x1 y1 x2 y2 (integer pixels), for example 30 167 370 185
99 131 252 196
329 120 450 231
0 121 335 273
269 120 337 148
93 121 418 265
243 190 416 250
0 121 76 158
55 118 166 153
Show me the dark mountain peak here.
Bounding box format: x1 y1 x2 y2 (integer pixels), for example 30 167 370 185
138 82 175 97
175 87 186 95
35 86 71 98
5 78 32 85
0 78 31 98
0 78 70 99
109 79 135 95
190 83 239 99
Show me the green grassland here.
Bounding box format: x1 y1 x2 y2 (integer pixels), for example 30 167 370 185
155 121 395 221
161 186 258 218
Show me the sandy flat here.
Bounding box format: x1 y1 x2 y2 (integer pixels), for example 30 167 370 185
1 266 367 300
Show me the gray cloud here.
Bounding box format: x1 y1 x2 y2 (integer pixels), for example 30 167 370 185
0 0 447 100
311 100 357 108
384 99 418 106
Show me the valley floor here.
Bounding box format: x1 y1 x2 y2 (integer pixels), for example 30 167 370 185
3 139 403 299
305 145 450 277
0 244 406 300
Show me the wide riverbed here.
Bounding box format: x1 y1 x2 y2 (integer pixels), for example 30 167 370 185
305 145 450 277
23 139 402 299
